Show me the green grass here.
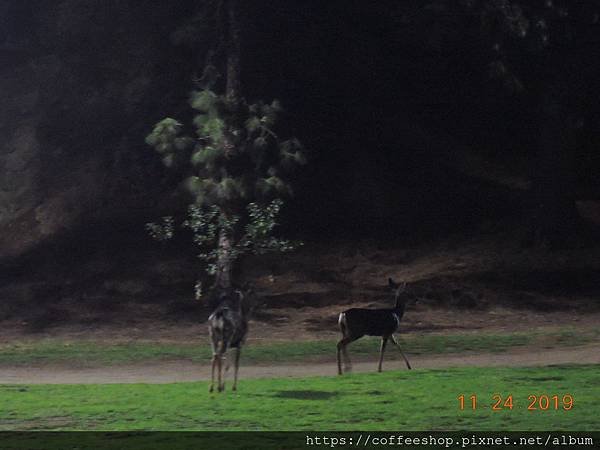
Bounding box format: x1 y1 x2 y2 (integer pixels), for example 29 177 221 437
0 328 597 367
1 365 599 431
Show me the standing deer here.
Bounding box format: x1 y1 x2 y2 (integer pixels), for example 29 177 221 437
208 285 252 392
337 278 414 375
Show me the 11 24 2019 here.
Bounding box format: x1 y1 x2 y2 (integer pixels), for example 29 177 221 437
457 394 574 410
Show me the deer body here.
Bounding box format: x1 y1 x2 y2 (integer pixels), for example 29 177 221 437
339 308 403 337
208 305 247 353
337 278 413 375
208 287 250 392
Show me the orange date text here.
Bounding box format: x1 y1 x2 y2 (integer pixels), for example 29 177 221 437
457 394 574 410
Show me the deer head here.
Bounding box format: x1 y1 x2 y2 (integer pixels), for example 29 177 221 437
388 278 417 307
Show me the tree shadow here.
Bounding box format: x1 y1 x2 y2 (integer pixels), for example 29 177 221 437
272 390 339 400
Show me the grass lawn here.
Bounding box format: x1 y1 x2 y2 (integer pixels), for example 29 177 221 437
1 365 598 431
1 328 597 367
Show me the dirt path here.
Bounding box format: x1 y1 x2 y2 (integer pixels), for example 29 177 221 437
1 344 598 384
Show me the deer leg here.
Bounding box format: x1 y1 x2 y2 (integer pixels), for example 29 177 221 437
337 337 357 375
343 336 360 372
209 354 217 393
378 336 389 372
232 347 241 391
342 342 353 372
224 346 233 373
336 340 344 375
391 334 412 370
217 355 225 392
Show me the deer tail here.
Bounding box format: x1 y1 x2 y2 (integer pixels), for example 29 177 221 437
338 312 347 336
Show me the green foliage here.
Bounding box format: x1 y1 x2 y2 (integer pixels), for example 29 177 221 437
146 89 306 208
146 87 306 290
189 89 217 112
240 199 300 254
146 89 306 286
191 146 221 168
174 199 301 279
145 216 174 242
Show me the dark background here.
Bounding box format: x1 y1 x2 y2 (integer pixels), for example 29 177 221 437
1 1 600 312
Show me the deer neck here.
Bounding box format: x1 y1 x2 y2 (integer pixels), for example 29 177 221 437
394 298 406 315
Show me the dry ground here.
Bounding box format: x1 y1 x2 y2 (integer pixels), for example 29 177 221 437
1 343 599 384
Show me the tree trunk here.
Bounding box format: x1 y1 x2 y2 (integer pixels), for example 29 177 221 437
225 0 241 103
215 223 233 290
213 0 241 290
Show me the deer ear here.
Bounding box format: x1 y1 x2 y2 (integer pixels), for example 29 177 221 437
388 278 398 289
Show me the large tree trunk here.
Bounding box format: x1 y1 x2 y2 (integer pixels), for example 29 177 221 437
214 0 241 290
225 0 241 103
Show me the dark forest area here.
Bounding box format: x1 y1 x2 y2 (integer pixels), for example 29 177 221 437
1 0 600 328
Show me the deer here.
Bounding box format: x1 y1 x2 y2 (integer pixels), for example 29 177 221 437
337 278 414 375
208 285 252 393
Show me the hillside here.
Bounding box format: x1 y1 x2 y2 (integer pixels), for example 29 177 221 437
2 224 600 342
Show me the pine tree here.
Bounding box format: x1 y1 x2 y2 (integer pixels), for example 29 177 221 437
145 0 306 295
